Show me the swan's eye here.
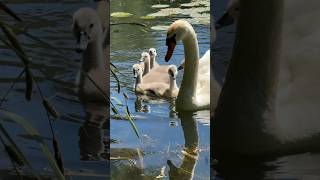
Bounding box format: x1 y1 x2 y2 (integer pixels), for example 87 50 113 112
89 23 94 28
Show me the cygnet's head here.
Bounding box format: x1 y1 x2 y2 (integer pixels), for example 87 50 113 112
168 65 178 80
140 52 150 63
132 64 143 78
148 48 157 58
165 20 194 62
72 7 102 53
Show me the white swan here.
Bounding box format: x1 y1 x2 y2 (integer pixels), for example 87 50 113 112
213 0 320 158
72 6 108 102
165 20 220 111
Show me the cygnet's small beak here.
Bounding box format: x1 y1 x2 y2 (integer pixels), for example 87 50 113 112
215 11 235 30
76 31 89 53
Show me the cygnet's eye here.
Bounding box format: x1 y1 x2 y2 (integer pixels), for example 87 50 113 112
89 23 94 28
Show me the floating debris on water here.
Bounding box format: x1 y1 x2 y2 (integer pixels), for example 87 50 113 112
140 15 156 20
111 12 133 18
150 25 170 31
151 4 170 8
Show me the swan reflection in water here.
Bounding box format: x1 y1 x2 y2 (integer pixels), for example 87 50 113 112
72 0 109 161
78 101 108 161
111 97 207 179
167 111 199 180
134 95 179 119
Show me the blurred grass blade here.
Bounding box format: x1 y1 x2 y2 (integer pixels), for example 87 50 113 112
53 138 64 175
123 92 129 100
43 99 60 119
111 97 122 106
80 71 108 103
110 68 121 93
124 109 139 138
25 68 33 101
0 124 41 179
0 2 22 21
0 21 29 65
4 144 25 166
0 110 65 180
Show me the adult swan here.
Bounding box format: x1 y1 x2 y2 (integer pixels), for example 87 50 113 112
213 0 320 160
165 20 220 111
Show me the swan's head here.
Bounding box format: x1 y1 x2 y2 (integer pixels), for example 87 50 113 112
132 64 143 78
140 52 150 64
148 48 157 58
165 20 195 62
72 7 102 53
215 0 239 29
168 65 178 80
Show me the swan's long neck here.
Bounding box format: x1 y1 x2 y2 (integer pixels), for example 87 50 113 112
150 55 156 69
81 36 105 72
178 30 199 102
170 77 178 93
135 74 142 89
97 0 107 31
144 59 150 75
213 0 284 157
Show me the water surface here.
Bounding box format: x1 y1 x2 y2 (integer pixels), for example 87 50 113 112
110 0 210 179
0 1 108 179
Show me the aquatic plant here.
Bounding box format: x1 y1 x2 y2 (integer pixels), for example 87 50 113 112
0 2 65 179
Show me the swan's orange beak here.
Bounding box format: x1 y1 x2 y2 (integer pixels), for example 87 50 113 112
165 34 176 62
